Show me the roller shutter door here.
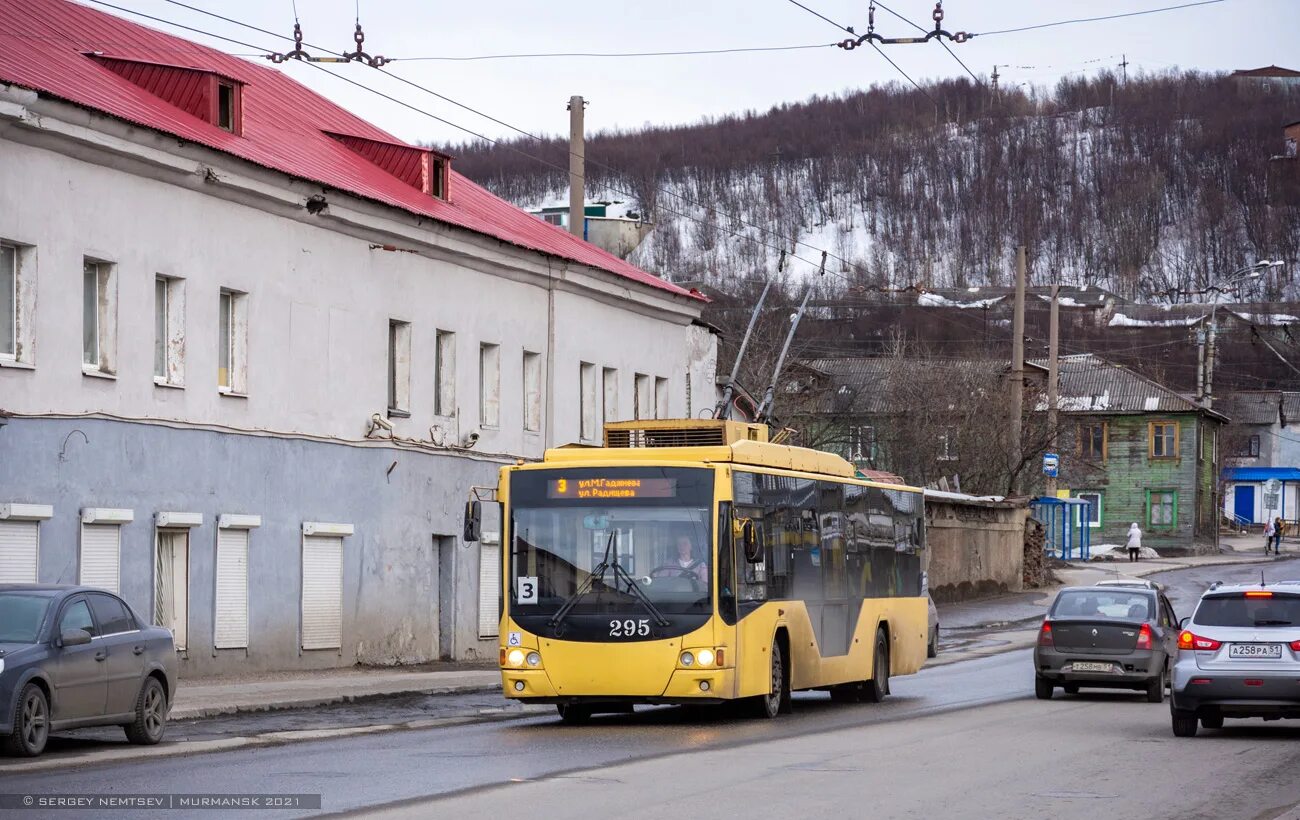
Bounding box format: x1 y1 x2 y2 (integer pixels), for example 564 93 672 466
0 521 38 583
214 528 250 649
477 541 500 638
301 534 342 650
80 523 121 594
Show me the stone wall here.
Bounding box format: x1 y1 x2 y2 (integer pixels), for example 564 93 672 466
925 498 1029 604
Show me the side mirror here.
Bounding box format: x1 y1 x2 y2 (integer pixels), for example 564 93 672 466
60 629 92 647
1179 616 1190 629
463 500 482 543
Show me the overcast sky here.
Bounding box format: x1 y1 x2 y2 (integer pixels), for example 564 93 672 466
101 0 1299 147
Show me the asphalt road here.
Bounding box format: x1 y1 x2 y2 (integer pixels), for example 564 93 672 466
6 557 1299 819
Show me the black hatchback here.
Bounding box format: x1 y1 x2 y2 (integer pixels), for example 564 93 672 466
0 585 178 757
1033 585 1180 703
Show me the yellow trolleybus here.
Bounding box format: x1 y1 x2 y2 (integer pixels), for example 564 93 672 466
469 418 929 723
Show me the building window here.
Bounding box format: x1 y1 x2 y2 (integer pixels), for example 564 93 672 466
523 351 542 432
849 426 876 462
0 243 15 360
634 373 652 420
479 343 500 428
602 367 619 425
938 426 958 461
541 212 565 227
218 288 248 393
1076 491 1103 528
1148 489 1177 529
217 81 236 132
215 516 258 649
387 320 411 416
82 258 116 374
1235 435 1261 458
1080 422 1107 461
654 376 669 419
580 362 597 441
1149 421 1179 459
154 275 185 386
0 520 40 583
435 330 455 416
301 528 347 650
154 529 190 651
80 522 123 594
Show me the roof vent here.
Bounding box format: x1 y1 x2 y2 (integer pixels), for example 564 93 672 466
325 133 450 199
603 419 769 448
88 55 242 135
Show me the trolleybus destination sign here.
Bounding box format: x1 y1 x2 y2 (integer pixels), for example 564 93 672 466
547 477 677 500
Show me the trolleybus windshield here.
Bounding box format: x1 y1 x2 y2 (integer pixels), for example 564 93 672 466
508 467 713 640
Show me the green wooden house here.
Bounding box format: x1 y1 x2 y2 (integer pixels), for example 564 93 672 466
1043 354 1228 551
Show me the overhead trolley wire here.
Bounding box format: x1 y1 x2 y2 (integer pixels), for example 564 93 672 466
86 0 863 284
974 0 1226 37
150 0 862 276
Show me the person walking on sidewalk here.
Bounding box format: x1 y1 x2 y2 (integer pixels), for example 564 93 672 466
1265 519 1277 555
1272 517 1286 555
1126 522 1142 562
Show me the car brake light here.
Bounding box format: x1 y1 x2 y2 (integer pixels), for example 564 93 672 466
1290 640 1300 652
1246 591 1274 598
1038 622 1053 647
1178 630 1222 651
1136 623 1153 650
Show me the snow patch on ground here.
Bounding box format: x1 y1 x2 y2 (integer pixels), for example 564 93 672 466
1088 543 1162 561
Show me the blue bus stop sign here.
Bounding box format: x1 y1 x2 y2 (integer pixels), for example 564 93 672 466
1043 453 1059 478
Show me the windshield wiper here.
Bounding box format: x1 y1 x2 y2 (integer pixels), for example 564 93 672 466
548 530 618 630
1254 619 1293 626
548 530 670 630
610 558 670 628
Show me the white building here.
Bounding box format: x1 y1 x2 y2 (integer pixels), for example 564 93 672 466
0 0 716 676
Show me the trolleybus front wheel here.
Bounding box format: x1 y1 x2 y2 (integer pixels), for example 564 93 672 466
753 641 787 719
556 704 591 725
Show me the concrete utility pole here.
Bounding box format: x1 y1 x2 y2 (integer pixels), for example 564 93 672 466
567 95 585 239
1045 282 1060 498
1009 245 1027 494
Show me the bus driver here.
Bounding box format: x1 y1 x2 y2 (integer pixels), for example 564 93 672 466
654 534 708 585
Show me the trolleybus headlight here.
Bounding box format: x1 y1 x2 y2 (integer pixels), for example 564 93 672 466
526 652 541 667
507 649 525 667
696 649 715 667
680 651 695 667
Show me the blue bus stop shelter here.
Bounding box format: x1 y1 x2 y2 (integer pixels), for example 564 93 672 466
1031 497 1093 561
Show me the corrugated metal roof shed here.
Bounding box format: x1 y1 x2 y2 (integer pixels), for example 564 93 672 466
0 0 701 302
1283 393 1300 425
1033 353 1222 417
1217 392 1282 426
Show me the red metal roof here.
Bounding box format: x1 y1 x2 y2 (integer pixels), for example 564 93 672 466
0 0 701 302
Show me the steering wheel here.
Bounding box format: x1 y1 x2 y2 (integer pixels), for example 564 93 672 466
650 565 705 591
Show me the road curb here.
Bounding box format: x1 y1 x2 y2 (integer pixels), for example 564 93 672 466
0 706 551 775
169 683 501 721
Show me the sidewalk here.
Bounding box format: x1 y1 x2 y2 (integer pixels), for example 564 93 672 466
170 665 501 720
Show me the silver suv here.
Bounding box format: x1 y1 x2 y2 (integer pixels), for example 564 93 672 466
1170 582 1300 737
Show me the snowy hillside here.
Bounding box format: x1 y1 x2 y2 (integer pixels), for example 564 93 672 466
453 72 1299 300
